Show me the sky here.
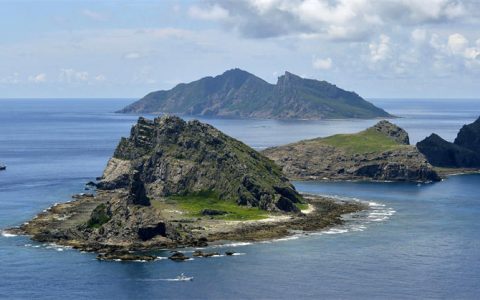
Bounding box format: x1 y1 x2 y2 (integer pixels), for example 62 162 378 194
0 0 479 99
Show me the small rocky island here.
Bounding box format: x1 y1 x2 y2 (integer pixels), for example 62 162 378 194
10 116 364 260
417 117 480 169
263 121 440 182
118 69 391 120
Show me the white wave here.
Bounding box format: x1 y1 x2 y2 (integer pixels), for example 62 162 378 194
323 228 349 235
1 231 17 237
213 241 252 248
231 252 246 256
155 256 168 260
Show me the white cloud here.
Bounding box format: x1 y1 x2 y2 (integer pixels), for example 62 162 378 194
188 0 475 41
447 33 468 55
312 57 332 70
94 74 106 81
82 9 107 21
59 69 89 83
28 73 47 83
0 72 20 84
411 28 427 43
188 4 229 21
124 52 141 59
369 34 391 62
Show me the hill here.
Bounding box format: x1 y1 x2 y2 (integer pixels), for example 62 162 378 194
118 69 392 120
263 121 440 182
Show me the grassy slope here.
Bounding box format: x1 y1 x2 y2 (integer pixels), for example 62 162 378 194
167 191 269 221
319 128 405 154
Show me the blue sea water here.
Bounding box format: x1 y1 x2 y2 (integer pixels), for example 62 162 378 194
0 98 479 299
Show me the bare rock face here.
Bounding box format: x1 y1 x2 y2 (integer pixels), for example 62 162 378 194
263 121 440 182
371 120 410 145
454 117 480 152
99 115 302 212
417 117 480 168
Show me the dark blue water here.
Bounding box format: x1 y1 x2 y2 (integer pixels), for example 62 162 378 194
1 99 479 299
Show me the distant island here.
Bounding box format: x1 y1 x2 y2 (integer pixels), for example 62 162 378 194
263 120 440 182
118 69 392 120
417 117 480 170
9 116 364 261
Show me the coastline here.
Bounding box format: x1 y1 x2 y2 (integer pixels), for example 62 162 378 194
5 193 366 261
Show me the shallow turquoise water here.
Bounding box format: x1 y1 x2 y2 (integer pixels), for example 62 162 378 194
0 98 479 299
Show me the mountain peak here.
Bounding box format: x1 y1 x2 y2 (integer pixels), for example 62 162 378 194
370 120 410 145
118 69 392 120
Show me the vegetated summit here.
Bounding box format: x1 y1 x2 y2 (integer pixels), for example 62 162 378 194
118 69 392 120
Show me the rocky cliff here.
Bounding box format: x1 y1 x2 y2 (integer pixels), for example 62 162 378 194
118 69 391 120
263 121 440 182
17 116 334 254
98 115 302 212
417 117 480 168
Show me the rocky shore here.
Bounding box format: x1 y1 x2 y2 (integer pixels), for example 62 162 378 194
8 191 365 261
7 115 366 261
263 121 440 182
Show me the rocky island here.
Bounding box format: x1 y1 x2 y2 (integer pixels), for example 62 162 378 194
118 69 392 120
9 116 364 260
263 121 440 182
417 116 480 171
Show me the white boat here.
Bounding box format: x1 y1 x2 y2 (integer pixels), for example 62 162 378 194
176 273 193 281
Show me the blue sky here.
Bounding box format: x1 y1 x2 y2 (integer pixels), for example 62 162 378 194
1 0 479 98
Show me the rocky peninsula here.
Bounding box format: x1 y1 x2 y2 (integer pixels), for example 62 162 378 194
263 121 440 182
417 117 480 170
9 116 364 260
118 69 391 120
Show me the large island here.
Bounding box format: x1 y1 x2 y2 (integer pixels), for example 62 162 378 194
10 116 364 260
118 69 392 120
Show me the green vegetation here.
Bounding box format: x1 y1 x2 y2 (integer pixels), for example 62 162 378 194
86 204 111 228
168 191 269 221
295 203 309 211
320 128 405 154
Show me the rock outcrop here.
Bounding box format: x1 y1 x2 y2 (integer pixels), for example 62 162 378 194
118 69 392 120
15 116 353 255
417 117 480 168
99 115 302 212
263 121 440 182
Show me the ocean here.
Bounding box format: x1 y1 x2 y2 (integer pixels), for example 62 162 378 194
0 98 479 299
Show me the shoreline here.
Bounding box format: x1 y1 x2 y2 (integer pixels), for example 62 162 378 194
5 193 366 261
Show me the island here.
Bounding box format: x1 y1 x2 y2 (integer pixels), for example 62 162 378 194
8 116 364 261
263 121 440 182
417 116 480 173
117 69 392 120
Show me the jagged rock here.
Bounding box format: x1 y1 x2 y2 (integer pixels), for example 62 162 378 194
99 115 303 212
117 69 391 120
371 120 409 145
137 223 167 241
263 121 439 182
169 252 189 261
225 251 235 256
454 117 480 152
97 251 157 262
417 133 480 168
0 164 6 171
